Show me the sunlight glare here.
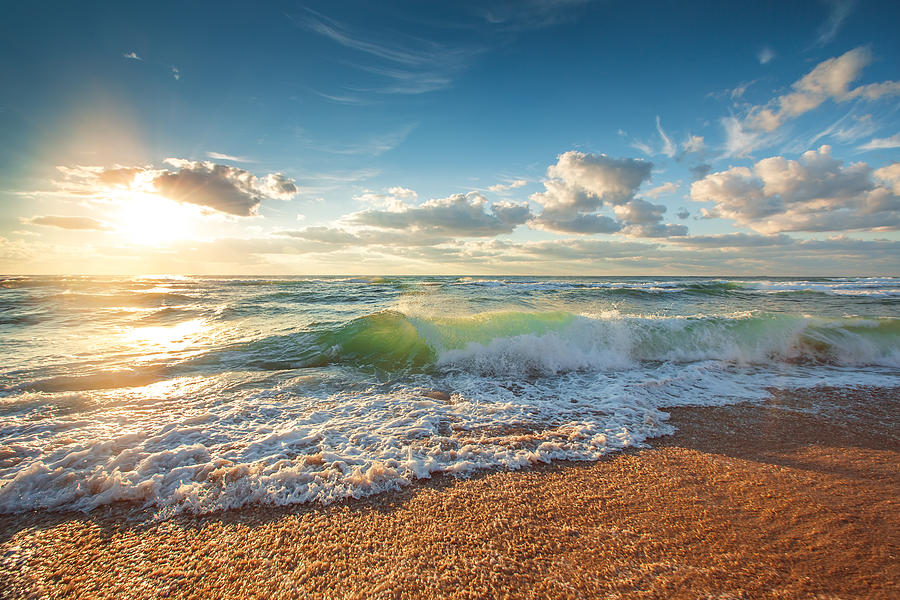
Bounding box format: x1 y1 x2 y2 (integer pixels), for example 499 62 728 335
113 191 196 245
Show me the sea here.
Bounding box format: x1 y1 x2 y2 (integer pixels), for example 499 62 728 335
1 275 897 515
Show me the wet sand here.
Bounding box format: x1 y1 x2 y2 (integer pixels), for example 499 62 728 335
1 386 897 599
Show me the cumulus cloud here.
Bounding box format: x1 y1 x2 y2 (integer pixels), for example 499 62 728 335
529 151 685 237
22 215 112 231
690 145 900 233
347 191 531 237
153 159 298 216
744 47 900 133
51 160 299 217
123 51 142 60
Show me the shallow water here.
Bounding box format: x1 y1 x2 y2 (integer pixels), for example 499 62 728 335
0 275 897 514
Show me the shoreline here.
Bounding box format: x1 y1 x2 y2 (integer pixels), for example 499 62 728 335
1 385 897 599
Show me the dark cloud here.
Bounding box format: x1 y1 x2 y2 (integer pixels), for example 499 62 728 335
689 163 712 181
154 160 298 217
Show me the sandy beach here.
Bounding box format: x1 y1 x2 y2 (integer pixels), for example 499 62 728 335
1 385 897 599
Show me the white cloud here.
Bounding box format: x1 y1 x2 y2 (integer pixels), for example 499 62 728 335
171 67 180 80
656 116 676 157
858 134 900 151
744 47 900 133
488 179 528 192
757 47 776 64
643 181 680 199
354 187 418 211
207 152 253 162
123 51 142 61
630 140 654 156
690 145 900 233
529 151 685 237
722 116 765 157
682 135 704 154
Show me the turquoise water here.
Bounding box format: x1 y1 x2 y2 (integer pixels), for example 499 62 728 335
1 275 897 514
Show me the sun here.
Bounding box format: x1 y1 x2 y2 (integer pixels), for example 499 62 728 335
112 190 197 245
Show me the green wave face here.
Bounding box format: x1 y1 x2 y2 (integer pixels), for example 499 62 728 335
304 310 899 374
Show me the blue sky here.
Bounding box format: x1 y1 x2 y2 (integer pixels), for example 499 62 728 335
1 0 899 274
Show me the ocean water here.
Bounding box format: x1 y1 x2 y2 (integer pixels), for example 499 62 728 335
1 275 897 515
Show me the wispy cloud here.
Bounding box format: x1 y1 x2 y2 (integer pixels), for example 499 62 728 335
656 116 676 158
320 124 418 156
207 152 254 163
723 47 900 156
295 8 480 96
171 66 180 80
814 0 855 47
489 179 528 193
858 133 900 150
643 181 680 199
479 0 594 31
22 215 112 231
123 51 142 61
757 47 776 64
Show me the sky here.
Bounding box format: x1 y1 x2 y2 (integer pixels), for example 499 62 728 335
1 0 899 276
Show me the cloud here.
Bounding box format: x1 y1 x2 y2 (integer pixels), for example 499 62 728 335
529 151 686 237
815 0 855 46
670 233 794 248
721 116 765 157
171 66 180 80
757 47 776 64
689 163 712 181
296 8 478 96
354 187 418 211
479 0 593 31
530 151 651 233
320 124 417 156
858 134 900 151
643 181 680 199
676 208 690 220
123 51 142 61
51 160 299 217
744 47 900 133
656 116 676 158
152 159 298 216
207 152 253 162
690 145 900 233
488 179 528 192
347 191 531 237
682 135 705 154
23 215 112 231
